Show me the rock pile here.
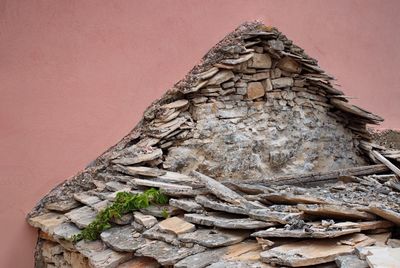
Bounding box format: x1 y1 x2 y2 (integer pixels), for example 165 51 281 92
28 22 400 267
29 165 400 267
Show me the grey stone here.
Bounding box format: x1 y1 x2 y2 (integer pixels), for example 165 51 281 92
129 178 193 191
221 81 235 89
73 192 102 206
236 87 247 95
105 181 128 192
75 240 132 268
142 224 181 246
178 228 249 248
100 225 146 252
192 97 208 104
161 187 210 197
248 209 304 224
133 212 158 229
207 70 234 86
134 240 206 266
175 248 226 268
271 77 293 88
28 213 68 235
45 200 80 212
267 40 285 51
91 200 110 212
115 165 166 177
388 238 400 248
195 195 248 215
217 107 248 119
112 147 163 166
113 213 133 225
65 206 97 229
131 221 145 233
220 53 254 65
53 223 81 240
197 67 219 80
140 204 182 218
335 254 368 268
169 198 204 213
184 212 277 229
161 99 189 109
248 53 272 69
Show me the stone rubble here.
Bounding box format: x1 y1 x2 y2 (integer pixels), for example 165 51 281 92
28 22 400 267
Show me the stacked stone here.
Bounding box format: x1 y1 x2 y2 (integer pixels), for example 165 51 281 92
29 166 400 267
28 22 399 268
127 24 384 181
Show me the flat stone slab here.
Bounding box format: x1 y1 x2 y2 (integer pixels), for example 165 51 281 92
335 255 368 268
73 191 102 206
75 240 133 268
157 171 201 187
105 181 128 192
133 212 158 229
53 222 81 240
252 227 361 239
365 247 400 268
116 165 167 177
45 199 80 212
249 208 304 224
260 234 372 267
158 217 196 235
130 178 193 191
134 240 206 266
100 225 146 252
161 187 210 197
112 148 163 166
298 204 376 221
184 212 277 229
91 200 110 212
169 198 204 213
140 204 182 218
142 224 181 246
178 228 249 248
195 195 248 215
175 241 262 268
65 206 97 229
28 212 68 235
174 248 227 268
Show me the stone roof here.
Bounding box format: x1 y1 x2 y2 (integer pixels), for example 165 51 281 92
27 22 400 268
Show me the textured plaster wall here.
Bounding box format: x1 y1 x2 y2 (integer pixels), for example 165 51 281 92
1 0 400 267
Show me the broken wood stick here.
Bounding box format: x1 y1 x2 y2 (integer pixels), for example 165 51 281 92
371 150 400 177
230 164 389 185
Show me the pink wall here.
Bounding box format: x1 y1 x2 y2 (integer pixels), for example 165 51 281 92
1 0 400 266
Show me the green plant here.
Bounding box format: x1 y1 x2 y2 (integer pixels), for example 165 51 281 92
161 207 170 219
71 188 169 242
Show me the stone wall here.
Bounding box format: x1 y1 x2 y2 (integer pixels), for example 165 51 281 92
164 87 366 180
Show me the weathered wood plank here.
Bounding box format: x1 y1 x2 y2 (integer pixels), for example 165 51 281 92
234 164 389 185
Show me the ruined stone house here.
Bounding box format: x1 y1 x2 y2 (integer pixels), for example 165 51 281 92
27 22 400 268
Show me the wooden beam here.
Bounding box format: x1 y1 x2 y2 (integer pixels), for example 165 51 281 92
371 150 400 177
230 164 389 185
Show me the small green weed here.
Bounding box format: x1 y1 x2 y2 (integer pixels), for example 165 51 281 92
71 188 168 242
